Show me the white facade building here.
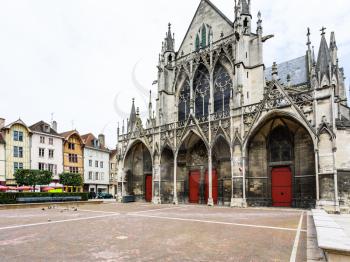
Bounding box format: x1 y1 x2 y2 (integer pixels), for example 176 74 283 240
29 121 63 180
82 133 110 193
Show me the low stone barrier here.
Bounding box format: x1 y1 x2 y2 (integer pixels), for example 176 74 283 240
312 209 350 262
0 200 103 210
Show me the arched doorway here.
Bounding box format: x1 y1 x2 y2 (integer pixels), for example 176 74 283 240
160 146 174 203
123 141 153 202
212 135 232 206
177 131 210 204
247 116 316 208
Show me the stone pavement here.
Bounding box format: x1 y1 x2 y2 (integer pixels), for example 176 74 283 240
329 214 350 238
0 203 307 261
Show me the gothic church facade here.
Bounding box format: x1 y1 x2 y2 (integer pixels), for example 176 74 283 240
116 0 350 211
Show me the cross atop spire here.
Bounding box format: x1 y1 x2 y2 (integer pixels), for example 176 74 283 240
320 27 326 36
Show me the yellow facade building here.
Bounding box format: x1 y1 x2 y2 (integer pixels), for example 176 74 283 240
1 119 31 185
60 130 84 192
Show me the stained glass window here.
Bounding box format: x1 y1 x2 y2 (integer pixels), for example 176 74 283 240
194 65 210 118
214 64 232 113
178 78 191 121
201 25 207 48
195 35 200 51
269 126 292 162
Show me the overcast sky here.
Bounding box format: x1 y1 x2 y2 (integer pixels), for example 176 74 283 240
0 0 349 148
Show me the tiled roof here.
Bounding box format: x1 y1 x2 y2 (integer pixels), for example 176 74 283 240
3 119 31 132
81 133 108 151
29 121 59 136
265 56 309 86
110 149 118 157
59 130 80 140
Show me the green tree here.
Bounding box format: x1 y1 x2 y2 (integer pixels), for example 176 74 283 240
59 173 83 191
14 169 53 191
14 169 29 186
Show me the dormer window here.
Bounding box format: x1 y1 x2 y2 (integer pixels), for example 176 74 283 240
92 139 99 148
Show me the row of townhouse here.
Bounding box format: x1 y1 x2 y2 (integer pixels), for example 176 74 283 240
0 118 118 195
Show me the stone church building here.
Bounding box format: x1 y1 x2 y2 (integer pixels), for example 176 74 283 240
116 0 350 212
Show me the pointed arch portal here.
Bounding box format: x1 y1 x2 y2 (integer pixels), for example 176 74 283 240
247 116 316 208
123 141 153 202
212 135 232 205
176 131 210 204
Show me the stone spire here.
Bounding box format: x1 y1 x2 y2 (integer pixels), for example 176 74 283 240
306 28 313 75
316 27 331 78
256 11 262 35
128 98 137 131
306 28 311 52
240 0 250 15
330 32 338 66
148 90 153 120
271 62 278 80
164 23 175 52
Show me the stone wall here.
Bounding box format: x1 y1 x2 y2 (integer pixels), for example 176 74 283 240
338 171 350 206
160 148 174 203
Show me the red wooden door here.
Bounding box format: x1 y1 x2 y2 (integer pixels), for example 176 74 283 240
272 167 292 207
145 175 152 202
189 170 200 203
205 170 218 204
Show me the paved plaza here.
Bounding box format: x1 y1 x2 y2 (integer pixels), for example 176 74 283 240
0 203 307 261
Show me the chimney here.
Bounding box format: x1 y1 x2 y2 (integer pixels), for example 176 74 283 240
98 134 105 148
52 121 57 132
0 118 5 129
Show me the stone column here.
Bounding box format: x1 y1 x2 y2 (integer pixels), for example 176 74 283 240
208 148 214 206
231 155 234 200
242 147 247 207
121 169 125 195
152 163 161 204
334 170 340 212
209 71 214 113
315 149 320 203
333 148 340 212
173 154 178 205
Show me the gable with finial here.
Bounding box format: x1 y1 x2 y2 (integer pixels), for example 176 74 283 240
178 0 234 57
177 114 209 149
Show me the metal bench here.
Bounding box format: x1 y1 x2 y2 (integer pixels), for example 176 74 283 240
17 196 82 203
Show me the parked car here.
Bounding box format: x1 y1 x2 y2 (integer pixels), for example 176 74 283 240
97 192 113 199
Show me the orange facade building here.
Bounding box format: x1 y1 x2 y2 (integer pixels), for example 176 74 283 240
60 130 84 192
